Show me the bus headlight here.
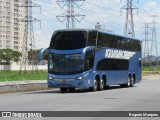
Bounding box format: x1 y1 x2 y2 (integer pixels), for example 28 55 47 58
75 76 83 80
48 76 54 80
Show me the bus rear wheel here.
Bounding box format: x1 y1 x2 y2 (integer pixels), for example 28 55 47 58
120 76 131 88
69 88 75 92
130 77 134 87
127 76 131 87
99 80 104 91
89 79 98 91
60 88 67 92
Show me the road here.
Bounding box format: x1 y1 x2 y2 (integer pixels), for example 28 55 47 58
0 78 160 119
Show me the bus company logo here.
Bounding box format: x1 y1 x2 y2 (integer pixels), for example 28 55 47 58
105 49 135 59
2 112 11 117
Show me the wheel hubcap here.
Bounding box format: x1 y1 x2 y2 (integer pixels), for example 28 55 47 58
94 80 97 89
128 78 130 86
101 81 104 89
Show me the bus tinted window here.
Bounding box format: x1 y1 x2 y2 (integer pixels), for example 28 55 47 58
96 32 141 51
97 59 129 70
88 31 97 46
50 31 87 50
98 32 119 48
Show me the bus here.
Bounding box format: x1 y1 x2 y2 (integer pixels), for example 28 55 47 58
40 29 141 92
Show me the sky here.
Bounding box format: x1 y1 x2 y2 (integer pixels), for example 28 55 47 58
32 0 160 56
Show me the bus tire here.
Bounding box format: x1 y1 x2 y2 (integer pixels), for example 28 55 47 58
99 80 104 91
120 76 131 88
127 76 131 87
130 77 134 87
60 88 67 92
102 75 109 90
90 79 98 91
69 87 75 92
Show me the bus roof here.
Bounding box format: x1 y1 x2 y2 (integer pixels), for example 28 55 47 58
54 29 140 41
98 29 139 41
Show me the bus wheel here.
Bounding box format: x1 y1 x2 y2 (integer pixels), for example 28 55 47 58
69 88 75 92
90 79 98 91
120 76 131 88
126 76 132 87
127 76 131 87
130 77 134 87
60 88 67 92
99 80 104 91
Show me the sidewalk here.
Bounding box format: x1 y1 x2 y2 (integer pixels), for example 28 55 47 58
0 80 48 94
142 75 160 80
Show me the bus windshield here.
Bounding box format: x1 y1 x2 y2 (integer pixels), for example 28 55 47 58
49 53 84 74
50 31 87 50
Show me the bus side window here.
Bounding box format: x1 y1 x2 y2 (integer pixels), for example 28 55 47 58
117 38 122 49
85 50 95 70
88 31 97 46
97 32 104 47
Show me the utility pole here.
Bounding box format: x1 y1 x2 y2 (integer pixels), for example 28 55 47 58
56 0 86 29
143 23 151 66
19 0 41 74
121 0 138 37
150 15 159 71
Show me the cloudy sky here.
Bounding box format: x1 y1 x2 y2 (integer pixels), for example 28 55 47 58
32 0 160 55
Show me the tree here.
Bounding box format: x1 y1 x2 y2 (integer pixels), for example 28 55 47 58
42 49 48 60
28 49 48 61
0 49 22 65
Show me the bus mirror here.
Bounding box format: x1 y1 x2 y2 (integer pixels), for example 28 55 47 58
40 48 48 61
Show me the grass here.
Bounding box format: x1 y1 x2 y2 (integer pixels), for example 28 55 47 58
0 68 160 82
142 66 160 75
142 66 160 71
142 71 160 75
0 70 47 82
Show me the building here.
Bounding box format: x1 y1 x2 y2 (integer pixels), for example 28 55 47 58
0 0 27 52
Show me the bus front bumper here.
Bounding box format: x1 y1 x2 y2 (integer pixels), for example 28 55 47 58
47 79 85 88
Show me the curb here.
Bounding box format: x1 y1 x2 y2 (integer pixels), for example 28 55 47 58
142 75 160 80
0 80 49 94
1 75 159 94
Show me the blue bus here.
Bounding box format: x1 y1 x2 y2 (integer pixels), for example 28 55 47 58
40 29 141 92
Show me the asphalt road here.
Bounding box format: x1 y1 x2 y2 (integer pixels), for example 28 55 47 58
0 77 160 120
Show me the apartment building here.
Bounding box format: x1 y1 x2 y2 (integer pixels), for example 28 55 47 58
0 0 27 52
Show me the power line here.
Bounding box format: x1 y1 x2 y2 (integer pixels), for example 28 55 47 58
150 15 159 70
86 1 121 13
121 0 138 37
56 0 86 29
19 0 41 74
142 23 151 65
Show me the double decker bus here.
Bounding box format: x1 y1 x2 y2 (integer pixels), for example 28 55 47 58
40 29 141 92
